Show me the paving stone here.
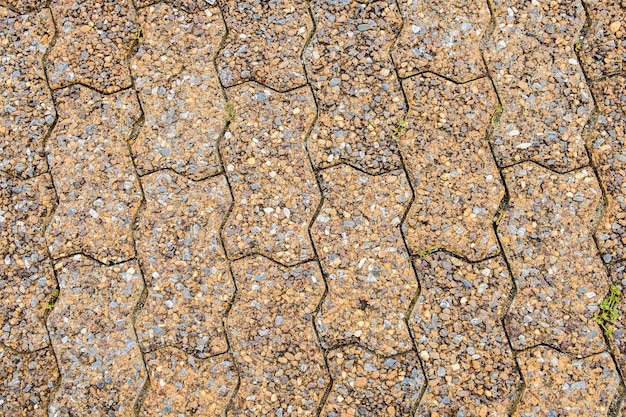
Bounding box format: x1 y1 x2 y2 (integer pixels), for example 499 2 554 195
401 75 502 262
0 7 54 178
590 76 626 263
130 3 226 180
581 0 626 80
133 0 213 11
47 255 146 417
0 345 58 416
514 347 619 417
45 86 142 264
499 162 606 356
0 0 46 13
321 345 424 417
226 256 327 416
217 0 311 91
412 253 519 417
0 174 56 352
312 165 416 356
304 0 404 174
393 0 490 82
141 348 236 417
46 0 137 93
221 83 319 266
135 171 233 358
484 0 591 172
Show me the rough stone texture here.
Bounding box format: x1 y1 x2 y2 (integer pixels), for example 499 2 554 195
321 346 424 417
141 348 236 417
227 256 327 416
305 0 404 174
581 0 626 80
0 345 58 417
401 75 502 261
499 162 606 356
591 77 626 263
0 0 46 13
47 256 146 417
0 7 55 178
46 0 137 93
135 171 233 358
312 165 416 356
130 3 226 180
484 0 591 172
393 0 490 82
412 253 519 417
45 86 142 264
0 174 56 352
221 83 319 266
515 347 620 417
217 0 311 91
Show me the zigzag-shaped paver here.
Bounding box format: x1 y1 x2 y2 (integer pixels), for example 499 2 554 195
141 348 236 416
312 165 416 356
47 255 146 417
0 7 55 178
484 0 591 172
221 83 319 266
304 0 404 174
0 345 58 417
0 173 56 352
581 0 625 80
401 74 502 261
393 0 490 82
412 253 519 416
227 255 327 416
135 171 233 358
46 0 137 93
591 76 626 263
499 162 607 356
130 2 226 180
45 85 142 264
321 345 424 417
0 0 45 13
515 347 619 417
216 0 311 91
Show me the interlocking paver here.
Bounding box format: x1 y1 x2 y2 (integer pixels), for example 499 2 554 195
514 347 619 417
0 345 58 416
401 75 502 261
393 0 490 82
141 348 236 417
0 7 54 179
0 174 56 352
499 162 606 356
484 0 591 172
130 3 226 180
226 255 327 416
221 83 319 266
217 0 311 91
135 171 233 358
47 255 146 417
412 253 519 416
312 165 416 356
46 0 137 93
581 0 625 80
321 345 424 417
305 0 404 174
591 76 626 263
45 86 142 264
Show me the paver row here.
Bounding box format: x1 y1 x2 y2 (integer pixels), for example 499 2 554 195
2 0 626 415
